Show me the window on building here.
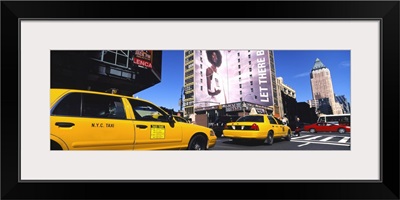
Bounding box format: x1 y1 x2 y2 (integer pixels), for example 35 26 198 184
249 61 251 65
240 91 242 95
239 77 241 82
238 59 240 63
251 88 254 92
237 52 240 56
249 67 252 72
200 64 202 69
239 84 242 88
254 95 258 99
249 74 252 78
200 79 203 83
240 97 243 101
239 71 241 75
238 65 241 69
248 54 251 58
250 81 253 85
201 86 203 91
200 57 203 62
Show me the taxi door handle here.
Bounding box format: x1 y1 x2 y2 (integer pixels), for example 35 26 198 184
55 122 75 128
136 125 147 129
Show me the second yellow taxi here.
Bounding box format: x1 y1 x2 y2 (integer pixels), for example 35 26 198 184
223 114 292 145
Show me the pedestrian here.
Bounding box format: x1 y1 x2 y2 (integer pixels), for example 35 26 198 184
295 117 303 136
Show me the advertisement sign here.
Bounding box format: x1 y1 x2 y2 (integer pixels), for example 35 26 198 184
194 50 274 110
133 50 153 69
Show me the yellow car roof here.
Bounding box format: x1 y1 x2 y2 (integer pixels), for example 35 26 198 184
50 88 154 104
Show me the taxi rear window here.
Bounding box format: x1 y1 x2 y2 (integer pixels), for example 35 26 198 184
236 116 264 122
52 92 126 119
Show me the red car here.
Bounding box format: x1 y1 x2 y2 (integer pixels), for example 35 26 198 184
303 122 350 134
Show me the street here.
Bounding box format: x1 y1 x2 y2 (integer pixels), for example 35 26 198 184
210 132 351 150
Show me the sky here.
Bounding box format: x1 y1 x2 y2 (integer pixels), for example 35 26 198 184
135 50 351 112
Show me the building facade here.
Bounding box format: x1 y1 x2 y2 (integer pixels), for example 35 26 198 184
51 50 162 96
306 99 319 109
276 77 296 118
335 95 351 114
310 58 343 115
183 50 195 118
183 50 278 126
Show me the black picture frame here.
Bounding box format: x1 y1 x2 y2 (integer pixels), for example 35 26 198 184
2 1 399 199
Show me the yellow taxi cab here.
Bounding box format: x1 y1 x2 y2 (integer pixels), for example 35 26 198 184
50 88 217 150
222 113 292 145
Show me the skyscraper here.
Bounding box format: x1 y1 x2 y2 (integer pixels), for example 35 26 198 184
335 95 351 114
310 58 343 115
276 77 296 118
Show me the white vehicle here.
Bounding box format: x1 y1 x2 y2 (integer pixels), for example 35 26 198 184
317 114 351 126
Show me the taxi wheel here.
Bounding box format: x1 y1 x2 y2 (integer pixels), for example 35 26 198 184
310 129 316 134
51 140 63 150
338 128 346 134
188 135 207 150
265 131 274 145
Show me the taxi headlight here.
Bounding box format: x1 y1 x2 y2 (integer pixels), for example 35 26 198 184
210 130 216 136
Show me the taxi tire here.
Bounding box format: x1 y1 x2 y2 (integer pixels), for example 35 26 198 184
265 131 274 145
310 129 316 134
188 135 207 150
51 140 63 150
338 128 346 134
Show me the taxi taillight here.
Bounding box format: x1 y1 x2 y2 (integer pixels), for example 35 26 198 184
224 124 228 129
251 123 259 130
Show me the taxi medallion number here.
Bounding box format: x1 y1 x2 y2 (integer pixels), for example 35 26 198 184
150 125 165 139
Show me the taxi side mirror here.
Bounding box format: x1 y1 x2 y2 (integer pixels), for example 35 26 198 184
168 114 175 127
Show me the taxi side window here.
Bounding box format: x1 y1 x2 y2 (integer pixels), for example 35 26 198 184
267 116 278 124
128 99 167 121
82 94 126 119
52 93 81 116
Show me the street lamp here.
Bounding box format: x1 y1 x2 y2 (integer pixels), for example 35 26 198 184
180 86 185 114
242 101 247 116
241 94 252 116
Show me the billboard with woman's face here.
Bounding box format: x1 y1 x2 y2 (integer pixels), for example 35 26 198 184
193 50 274 110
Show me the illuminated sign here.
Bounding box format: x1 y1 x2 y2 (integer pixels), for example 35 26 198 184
133 50 153 69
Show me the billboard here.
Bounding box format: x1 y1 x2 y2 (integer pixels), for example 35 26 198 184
194 50 274 110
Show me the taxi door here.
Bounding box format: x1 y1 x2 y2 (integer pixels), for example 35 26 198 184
275 116 288 136
50 93 135 150
267 116 284 137
127 99 183 150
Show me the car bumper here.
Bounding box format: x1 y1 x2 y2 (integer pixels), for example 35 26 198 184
208 137 217 149
223 130 266 140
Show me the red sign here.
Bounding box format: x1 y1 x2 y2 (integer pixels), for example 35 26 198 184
133 50 153 69
134 57 152 69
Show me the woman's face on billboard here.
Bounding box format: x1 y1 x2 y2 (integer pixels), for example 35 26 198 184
211 52 218 63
